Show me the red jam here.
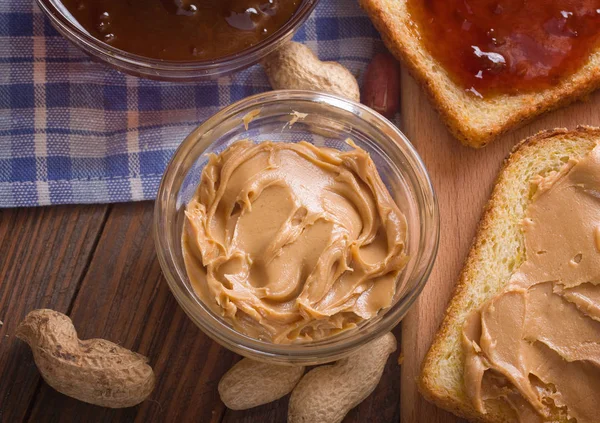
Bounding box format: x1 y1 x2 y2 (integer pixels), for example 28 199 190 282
408 0 600 96
62 0 300 61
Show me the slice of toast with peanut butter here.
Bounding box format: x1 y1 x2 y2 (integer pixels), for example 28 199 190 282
419 127 600 422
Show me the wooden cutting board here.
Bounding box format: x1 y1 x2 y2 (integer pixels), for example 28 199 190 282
398 69 600 423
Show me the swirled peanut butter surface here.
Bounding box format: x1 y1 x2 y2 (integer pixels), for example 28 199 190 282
462 144 600 422
182 140 408 343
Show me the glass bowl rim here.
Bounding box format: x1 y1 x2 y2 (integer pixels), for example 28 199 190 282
35 0 320 72
154 89 440 361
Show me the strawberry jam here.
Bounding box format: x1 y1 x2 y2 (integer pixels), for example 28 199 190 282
408 0 600 96
62 0 300 61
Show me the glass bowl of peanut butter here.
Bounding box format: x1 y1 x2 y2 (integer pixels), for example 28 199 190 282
154 90 439 365
36 0 318 80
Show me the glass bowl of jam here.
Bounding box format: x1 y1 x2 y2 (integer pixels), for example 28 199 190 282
36 0 319 80
154 90 440 365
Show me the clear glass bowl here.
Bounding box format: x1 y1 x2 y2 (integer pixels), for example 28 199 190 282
154 90 439 365
35 0 319 81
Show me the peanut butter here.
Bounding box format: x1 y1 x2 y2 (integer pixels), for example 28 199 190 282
182 140 408 343
462 144 600 422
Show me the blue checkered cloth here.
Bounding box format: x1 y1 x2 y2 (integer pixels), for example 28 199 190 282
0 0 384 207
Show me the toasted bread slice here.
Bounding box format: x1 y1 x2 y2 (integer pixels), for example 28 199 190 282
418 127 600 422
359 0 600 148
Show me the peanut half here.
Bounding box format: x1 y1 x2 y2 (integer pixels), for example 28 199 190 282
361 53 401 118
16 309 155 408
219 358 305 410
288 332 397 423
262 41 360 102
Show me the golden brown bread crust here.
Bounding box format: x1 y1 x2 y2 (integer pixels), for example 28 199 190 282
359 0 600 148
418 127 600 422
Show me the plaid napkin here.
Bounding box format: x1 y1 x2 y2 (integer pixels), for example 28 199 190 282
0 0 383 207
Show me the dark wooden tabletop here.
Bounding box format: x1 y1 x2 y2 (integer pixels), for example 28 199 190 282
0 202 403 423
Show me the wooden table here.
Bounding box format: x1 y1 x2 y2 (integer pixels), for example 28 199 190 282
0 204 401 422
2 76 599 423
399 74 600 423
